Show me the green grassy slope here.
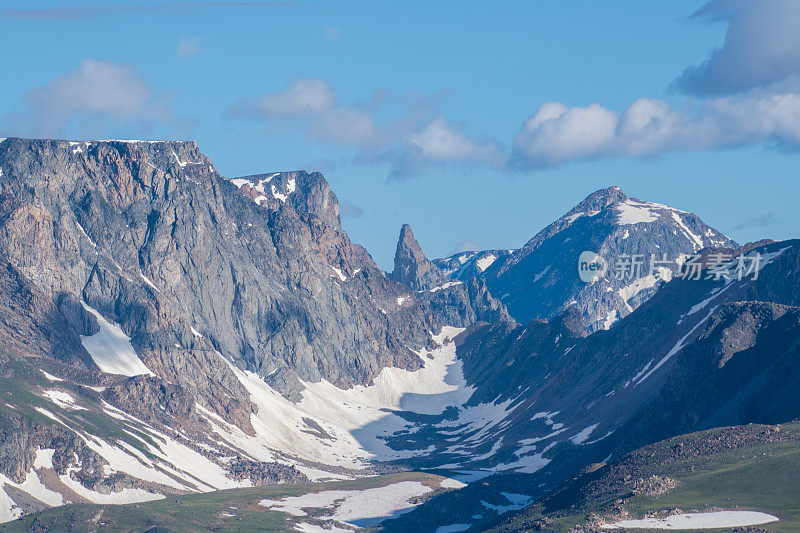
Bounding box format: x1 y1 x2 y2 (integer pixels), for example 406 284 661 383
492 423 800 532
1 472 450 533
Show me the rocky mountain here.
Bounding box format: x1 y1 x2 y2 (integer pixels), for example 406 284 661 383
434 186 736 332
0 136 796 532
390 223 511 326
391 224 447 290
0 137 506 522
381 240 800 531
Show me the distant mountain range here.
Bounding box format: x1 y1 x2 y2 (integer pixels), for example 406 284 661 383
0 137 796 532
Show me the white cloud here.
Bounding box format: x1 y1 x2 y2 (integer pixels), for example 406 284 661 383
2 59 170 138
513 103 617 168
387 118 506 179
512 85 800 169
177 37 201 57
676 0 800 95
232 79 432 147
231 80 504 178
306 106 377 145
406 117 506 166
246 78 336 118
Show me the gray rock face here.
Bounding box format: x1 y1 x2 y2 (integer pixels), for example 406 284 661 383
0 136 514 513
0 137 507 414
435 186 737 332
389 223 513 326
230 171 341 228
391 224 447 290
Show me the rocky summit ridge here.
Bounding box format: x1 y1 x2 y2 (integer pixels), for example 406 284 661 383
435 185 737 331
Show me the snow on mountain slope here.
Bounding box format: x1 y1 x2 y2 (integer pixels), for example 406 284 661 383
259 480 434 527
435 186 736 331
0 326 483 522
382 240 800 533
1 136 795 532
79 302 153 377
601 511 779 530
0 137 510 525
195 327 474 470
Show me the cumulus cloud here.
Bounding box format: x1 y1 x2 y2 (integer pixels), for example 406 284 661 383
239 78 337 118
388 118 507 179
2 59 171 138
512 103 617 168
511 1 800 169
306 106 377 145
231 79 504 178
231 79 383 146
406 117 506 166
177 37 201 57
512 86 800 169
675 0 800 95
230 2 800 176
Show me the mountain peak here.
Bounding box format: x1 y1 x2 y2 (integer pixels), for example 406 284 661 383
573 186 628 213
228 170 341 228
391 224 446 290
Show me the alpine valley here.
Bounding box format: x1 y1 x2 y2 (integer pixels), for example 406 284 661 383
0 137 797 532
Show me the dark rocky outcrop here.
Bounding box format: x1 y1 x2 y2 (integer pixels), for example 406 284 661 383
391 224 447 290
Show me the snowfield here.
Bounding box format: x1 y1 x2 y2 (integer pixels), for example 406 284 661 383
259 480 433 527
79 302 153 377
616 201 659 225
200 326 476 470
601 510 779 530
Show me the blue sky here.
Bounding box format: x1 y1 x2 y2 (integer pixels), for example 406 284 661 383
1 0 799 269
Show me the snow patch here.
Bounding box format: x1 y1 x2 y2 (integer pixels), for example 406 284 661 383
618 275 660 303
429 281 463 293
42 390 85 411
79 302 154 377
533 265 551 283
259 481 433 527
601 511 779 530
637 306 719 384
603 310 618 330
481 492 532 515
439 477 467 489
330 266 347 281
616 201 658 225
60 466 163 504
570 424 598 444
475 254 497 272
40 370 63 382
139 271 160 292
671 212 704 250
34 449 55 469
